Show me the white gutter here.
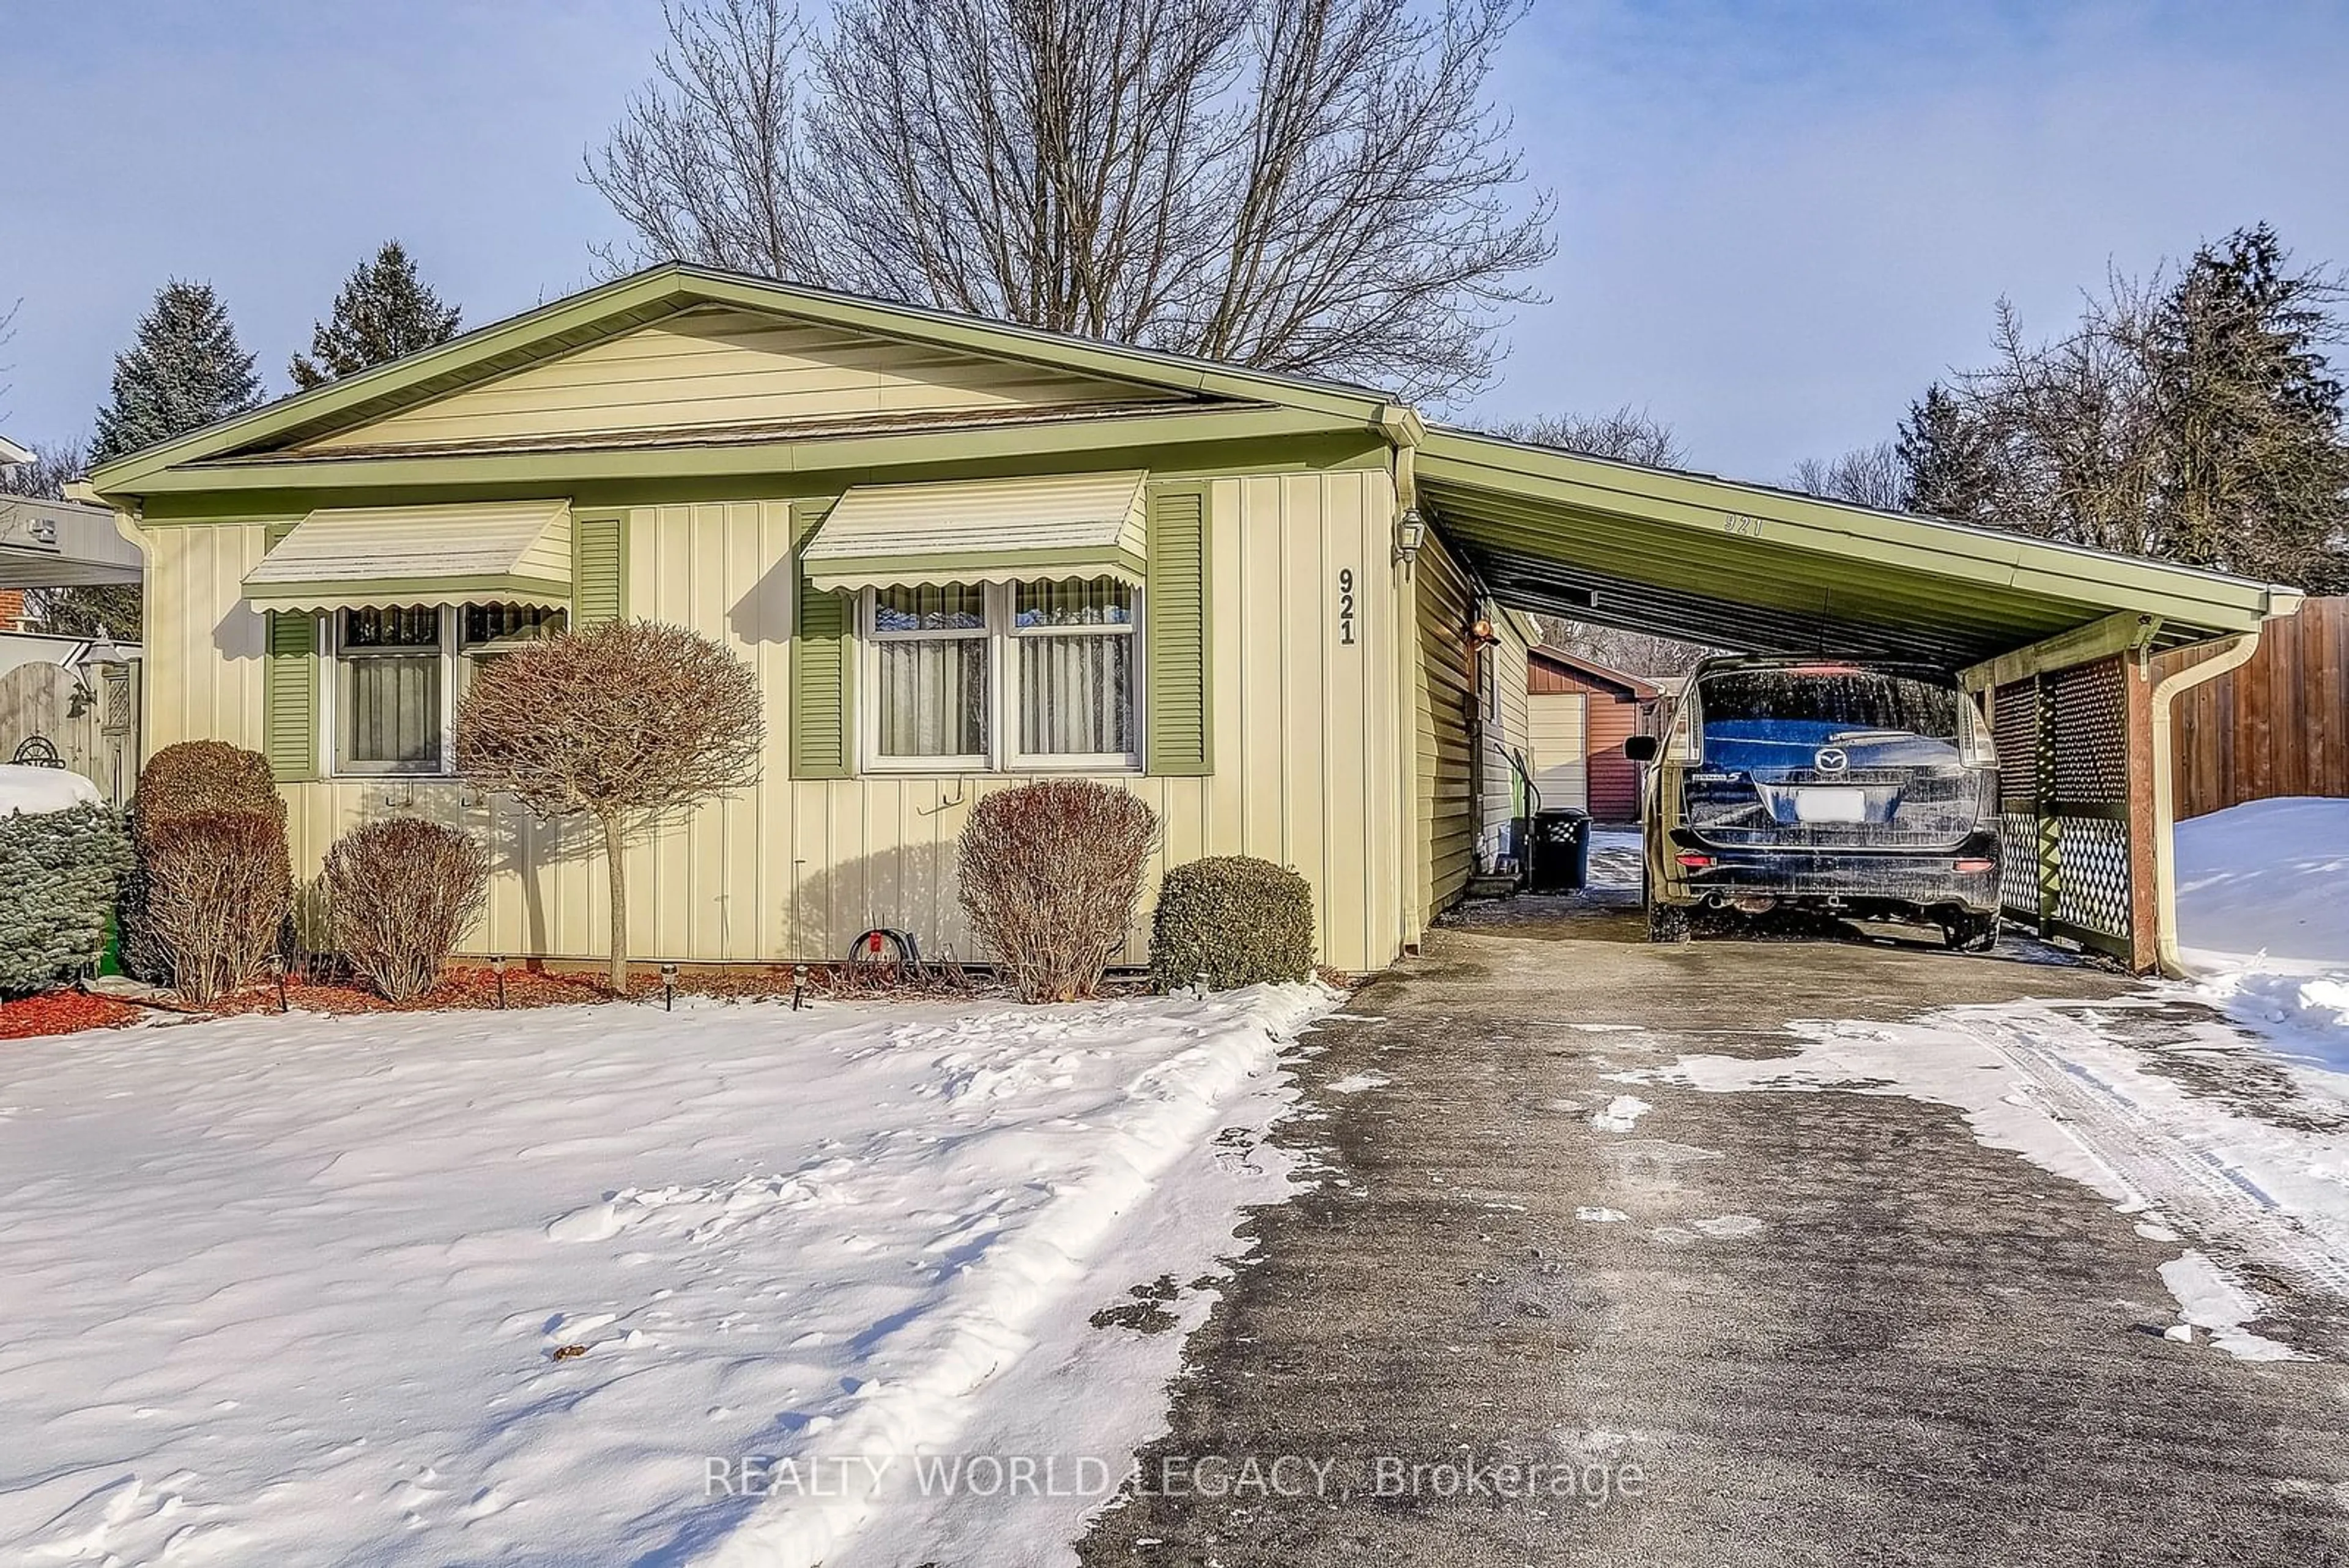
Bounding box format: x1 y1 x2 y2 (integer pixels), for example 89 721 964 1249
2149 625 2269 977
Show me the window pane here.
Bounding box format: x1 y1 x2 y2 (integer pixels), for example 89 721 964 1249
877 637 989 757
343 606 442 648
875 584 986 632
1020 634 1133 756
1016 576 1132 628
341 653 442 768
462 603 565 647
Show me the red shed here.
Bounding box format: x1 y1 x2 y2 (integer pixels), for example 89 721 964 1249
1525 647 1661 823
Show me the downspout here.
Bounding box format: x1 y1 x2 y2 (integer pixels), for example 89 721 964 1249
2149 628 2264 978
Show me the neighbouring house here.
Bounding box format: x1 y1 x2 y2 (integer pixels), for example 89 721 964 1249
81 265 2298 974
1 441 144 800
1523 646 1661 823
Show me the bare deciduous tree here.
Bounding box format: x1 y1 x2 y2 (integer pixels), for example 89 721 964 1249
456 621 765 993
1493 404 1686 469
588 0 1554 402
1786 440 1907 511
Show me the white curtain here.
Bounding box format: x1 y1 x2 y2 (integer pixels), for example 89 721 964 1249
877 637 987 756
1020 635 1132 756
342 654 441 767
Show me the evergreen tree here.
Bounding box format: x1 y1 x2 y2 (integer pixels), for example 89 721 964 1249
288 242 462 390
1897 382 2000 523
89 281 262 465
2146 224 2348 590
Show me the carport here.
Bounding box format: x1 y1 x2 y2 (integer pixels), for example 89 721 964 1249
1404 427 2303 973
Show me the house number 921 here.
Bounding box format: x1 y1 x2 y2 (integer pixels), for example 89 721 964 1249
1336 568 1357 645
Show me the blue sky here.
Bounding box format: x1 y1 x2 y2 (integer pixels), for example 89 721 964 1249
6 1 2347 483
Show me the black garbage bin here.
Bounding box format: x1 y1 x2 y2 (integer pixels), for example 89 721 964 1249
1529 808 1590 893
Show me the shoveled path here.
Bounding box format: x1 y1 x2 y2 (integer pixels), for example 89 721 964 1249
1077 901 2349 1567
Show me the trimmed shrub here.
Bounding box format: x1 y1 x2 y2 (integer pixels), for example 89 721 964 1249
139 811 294 1004
0 803 133 997
323 819 492 1001
132 741 283 837
1149 856 1317 993
956 780 1160 1003
124 743 292 995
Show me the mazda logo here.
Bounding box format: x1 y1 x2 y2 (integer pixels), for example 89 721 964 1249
1815 747 1849 773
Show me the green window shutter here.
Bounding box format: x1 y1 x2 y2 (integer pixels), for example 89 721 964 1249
790 498 853 779
573 513 627 626
1145 481 1213 775
263 610 319 782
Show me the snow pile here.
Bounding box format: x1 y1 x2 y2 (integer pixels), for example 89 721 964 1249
0 762 100 816
2175 797 2349 1072
0 984 1329 1566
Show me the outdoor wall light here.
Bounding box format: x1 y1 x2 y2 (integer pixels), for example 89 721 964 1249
1393 508 1427 567
1468 615 1500 648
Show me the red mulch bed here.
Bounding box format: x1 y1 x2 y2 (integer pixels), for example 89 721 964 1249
0 990 147 1039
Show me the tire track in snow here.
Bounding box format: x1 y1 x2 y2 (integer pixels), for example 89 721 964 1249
1952 1006 2349 1301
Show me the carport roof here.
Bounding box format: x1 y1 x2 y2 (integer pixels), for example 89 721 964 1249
1416 428 2299 669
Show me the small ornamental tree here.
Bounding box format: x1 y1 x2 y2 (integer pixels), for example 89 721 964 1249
455 620 764 992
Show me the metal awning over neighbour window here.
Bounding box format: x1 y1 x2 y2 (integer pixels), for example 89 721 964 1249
242 499 573 612
802 470 1149 592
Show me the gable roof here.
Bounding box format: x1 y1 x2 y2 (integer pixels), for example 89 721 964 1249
1528 644 1662 700
86 264 1406 495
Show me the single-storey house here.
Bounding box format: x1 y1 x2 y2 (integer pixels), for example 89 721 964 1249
81 265 2299 975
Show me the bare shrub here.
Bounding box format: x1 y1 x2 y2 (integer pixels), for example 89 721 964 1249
141 811 294 1003
322 818 492 1002
956 781 1160 1003
125 742 292 997
456 620 765 993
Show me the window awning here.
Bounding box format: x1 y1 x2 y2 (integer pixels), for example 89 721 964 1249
802 470 1149 592
242 499 573 612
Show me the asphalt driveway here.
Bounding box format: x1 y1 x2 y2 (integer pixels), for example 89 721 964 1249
1077 899 2349 1567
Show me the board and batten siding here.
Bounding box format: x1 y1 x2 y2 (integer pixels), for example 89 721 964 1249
299 307 1181 453
1476 611 1532 866
138 469 1409 973
1413 530 1477 924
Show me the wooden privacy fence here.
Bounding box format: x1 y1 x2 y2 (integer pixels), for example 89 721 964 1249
0 660 140 803
2156 595 2348 820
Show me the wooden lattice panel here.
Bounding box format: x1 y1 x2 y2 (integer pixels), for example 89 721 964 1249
2049 657 2129 804
1992 678 2042 813
2052 816 2133 936
1997 811 2041 919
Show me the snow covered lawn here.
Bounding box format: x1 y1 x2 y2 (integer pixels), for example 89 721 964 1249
2175 797 2349 1073
0 986 1328 1566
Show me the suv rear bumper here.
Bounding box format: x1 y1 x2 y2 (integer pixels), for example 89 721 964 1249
1658 828 2003 915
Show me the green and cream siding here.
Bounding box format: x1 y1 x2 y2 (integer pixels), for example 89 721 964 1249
97 264 2290 978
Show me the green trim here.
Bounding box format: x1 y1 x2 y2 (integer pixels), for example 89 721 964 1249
572 514 626 626
1414 431 2281 641
112 405 1349 498
262 610 318 781
1145 481 1213 776
246 571 571 609
126 431 1390 524
790 498 853 779
806 544 1146 591
86 262 1400 495
1960 612 2161 693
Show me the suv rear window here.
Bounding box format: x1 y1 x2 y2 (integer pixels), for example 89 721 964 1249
1697 667 1958 739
